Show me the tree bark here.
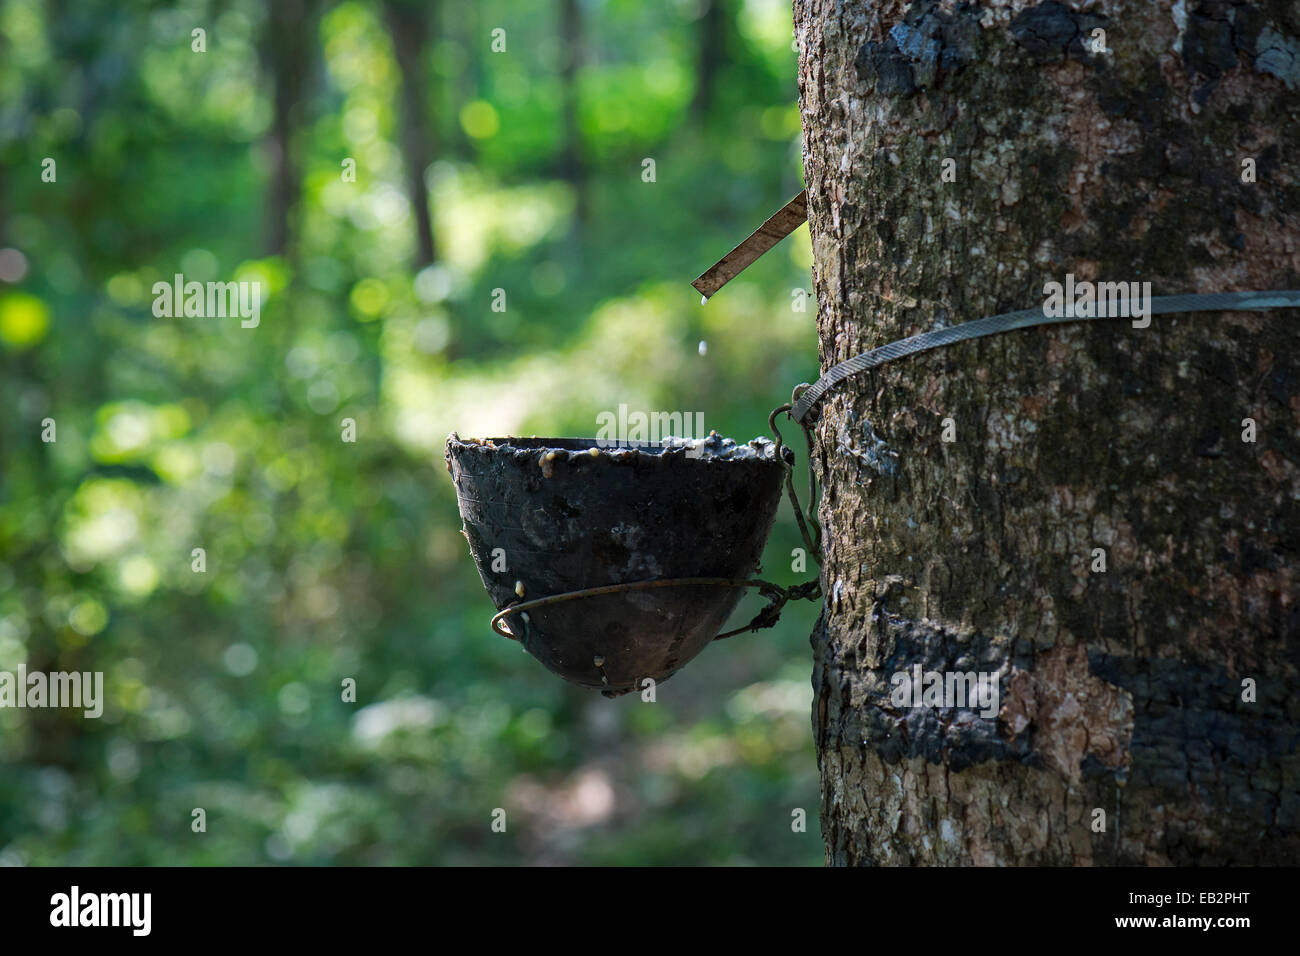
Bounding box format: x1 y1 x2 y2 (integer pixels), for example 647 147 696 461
795 0 1300 865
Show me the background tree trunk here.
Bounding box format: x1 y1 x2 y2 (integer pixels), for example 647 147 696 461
794 0 1300 865
383 0 439 268
694 0 730 123
558 0 588 225
261 0 318 259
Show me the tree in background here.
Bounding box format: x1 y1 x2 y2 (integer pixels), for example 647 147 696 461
557 0 587 225
693 0 729 122
382 0 438 267
262 0 321 258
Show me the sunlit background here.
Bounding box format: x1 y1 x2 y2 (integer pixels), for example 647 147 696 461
0 0 822 864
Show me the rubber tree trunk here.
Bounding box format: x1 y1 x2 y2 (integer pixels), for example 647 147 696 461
794 0 1300 865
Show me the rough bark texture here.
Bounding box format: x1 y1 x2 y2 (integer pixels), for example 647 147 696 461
795 0 1300 865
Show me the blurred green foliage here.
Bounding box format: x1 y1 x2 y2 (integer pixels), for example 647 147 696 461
0 0 822 865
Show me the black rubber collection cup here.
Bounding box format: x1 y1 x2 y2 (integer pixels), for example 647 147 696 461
446 434 789 696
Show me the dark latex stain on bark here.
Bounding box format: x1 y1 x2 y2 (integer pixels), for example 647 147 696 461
1181 3 1300 90
854 1 981 97
1090 652 1297 787
1081 48 1300 263
856 39 918 97
1010 0 1109 63
1088 650 1300 854
1183 5 1238 79
843 610 1034 772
